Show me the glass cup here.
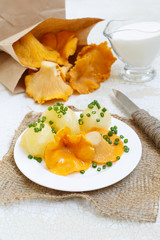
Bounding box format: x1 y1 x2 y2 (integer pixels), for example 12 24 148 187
103 19 160 82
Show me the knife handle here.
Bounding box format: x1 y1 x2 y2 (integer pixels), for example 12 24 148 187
131 109 160 149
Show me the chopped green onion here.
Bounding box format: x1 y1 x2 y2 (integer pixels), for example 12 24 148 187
114 125 117 129
110 127 114 131
106 161 112 167
94 100 101 109
88 103 94 109
78 119 83 125
108 131 113 136
40 123 45 128
103 135 108 140
124 146 130 153
115 138 119 142
42 116 46 122
80 170 85 174
49 120 53 125
102 165 106 169
96 119 100 122
51 127 56 134
56 109 61 113
34 156 42 163
28 154 33 159
114 129 117 134
86 113 91 117
92 111 96 114
92 162 97 168
28 123 33 128
124 139 128 143
37 119 41 123
80 113 84 118
97 167 101 172
48 106 52 111
120 135 124 139
108 140 112 144
100 112 104 117
34 127 39 133
53 106 58 111
116 156 120 160
102 107 107 112
53 103 68 116
114 141 119 145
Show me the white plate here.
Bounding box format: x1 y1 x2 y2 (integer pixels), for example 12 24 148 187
14 117 142 192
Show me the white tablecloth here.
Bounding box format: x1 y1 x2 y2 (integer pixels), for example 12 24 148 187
0 0 160 239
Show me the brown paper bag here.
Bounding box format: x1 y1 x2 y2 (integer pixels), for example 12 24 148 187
0 0 66 41
0 17 102 93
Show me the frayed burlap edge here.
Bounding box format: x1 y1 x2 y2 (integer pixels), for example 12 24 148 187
0 111 160 223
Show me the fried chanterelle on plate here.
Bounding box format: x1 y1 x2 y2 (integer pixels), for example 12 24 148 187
13 29 116 104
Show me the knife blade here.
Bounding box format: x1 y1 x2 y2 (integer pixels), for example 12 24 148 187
112 89 139 115
112 89 160 149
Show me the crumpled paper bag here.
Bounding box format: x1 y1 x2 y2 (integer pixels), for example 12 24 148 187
0 17 102 93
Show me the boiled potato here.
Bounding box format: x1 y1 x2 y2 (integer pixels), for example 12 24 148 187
42 103 80 134
21 122 55 158
81 100 111 131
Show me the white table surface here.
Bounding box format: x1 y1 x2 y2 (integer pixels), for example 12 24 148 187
1 0 160 239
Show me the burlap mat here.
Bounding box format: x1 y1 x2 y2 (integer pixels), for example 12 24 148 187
0 111 160 222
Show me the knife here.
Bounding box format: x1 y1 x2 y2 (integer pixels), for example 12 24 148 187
112 89 160 149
